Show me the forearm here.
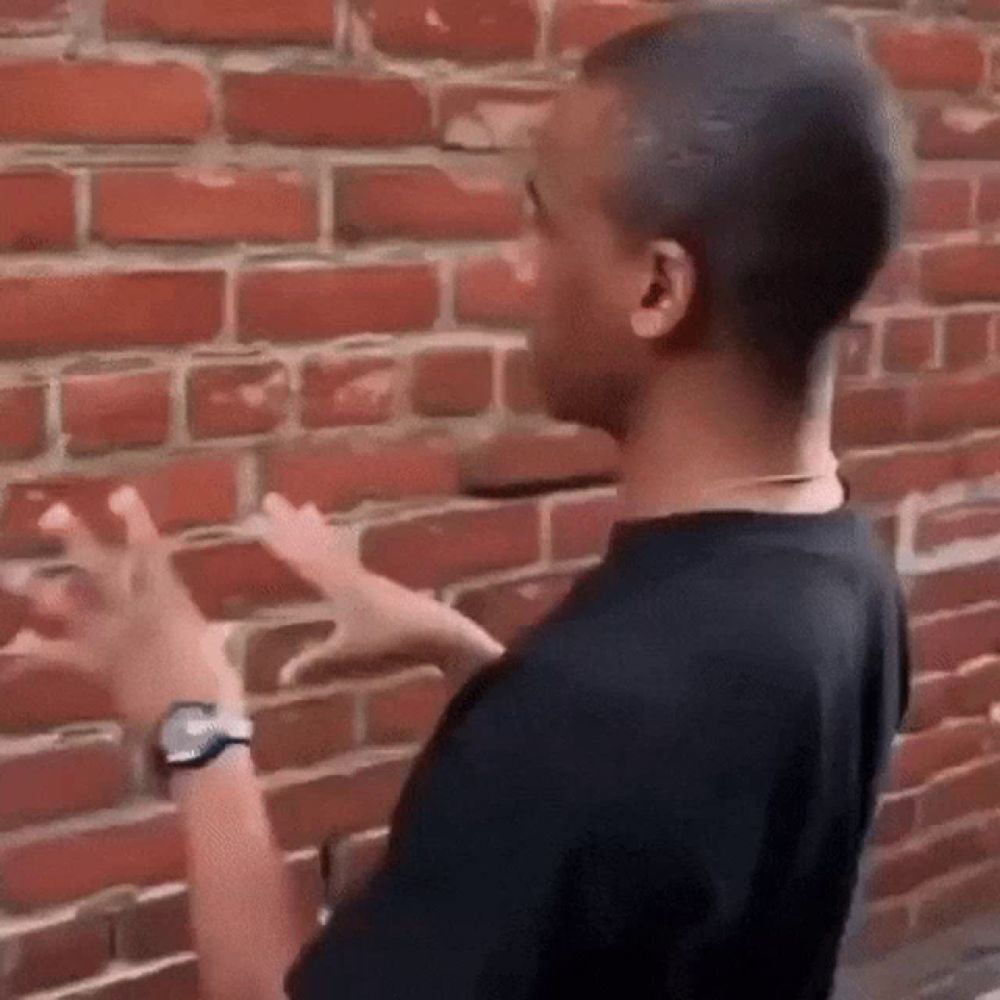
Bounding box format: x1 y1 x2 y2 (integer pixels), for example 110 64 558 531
171 748 312 1000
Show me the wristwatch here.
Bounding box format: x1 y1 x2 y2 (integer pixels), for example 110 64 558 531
157 701 254 770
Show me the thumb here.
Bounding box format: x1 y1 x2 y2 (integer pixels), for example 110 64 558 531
277 625 349 688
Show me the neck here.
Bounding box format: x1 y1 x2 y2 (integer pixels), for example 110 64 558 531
617 352 842 520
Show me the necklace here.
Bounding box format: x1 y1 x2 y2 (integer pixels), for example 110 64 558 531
702 462 843 500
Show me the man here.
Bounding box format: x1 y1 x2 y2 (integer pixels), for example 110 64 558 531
14 5 909 998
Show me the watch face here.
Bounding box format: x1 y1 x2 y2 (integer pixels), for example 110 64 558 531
160 702 223 767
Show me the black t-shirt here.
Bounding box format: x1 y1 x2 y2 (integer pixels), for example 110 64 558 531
286 509 910 1000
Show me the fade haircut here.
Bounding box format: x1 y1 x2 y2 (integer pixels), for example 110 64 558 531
582 4 906 398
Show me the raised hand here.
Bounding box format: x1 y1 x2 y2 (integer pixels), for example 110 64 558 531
6 487 243 730
257 494 505 684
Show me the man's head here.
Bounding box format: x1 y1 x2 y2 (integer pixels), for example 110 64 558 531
525 4 905 438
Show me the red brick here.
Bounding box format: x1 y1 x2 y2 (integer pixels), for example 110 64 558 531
106 0 333 42
106 454 241 533
0 170 74 250
267 758 411 850
244 620 339 694
921 244 1000 303
864 248 915 305
0 658 113 733
0 60 210 142
903 673 954 732
839 900 911 963
0 455 238 554
0 383 46 458
239 265 438 343
913 860 1000 938
0 584 29 647
919 756 1000 826
302 354 398 428
367 671 449 744
917 501 1000 551
833 386 912 449
251 692 356 773
883 317 937 373
0 0 66 35
62 368 170 455
337 167 521 243
173 542 319 620
0 741 128 831
502 346 544 412
224 73 432 146
980 175 1000 224
836 322 875 378
918 107 1000 160
871 792 918 846
889 722 988 789
439 84 555 150
329 829 388 902
0 271 224 357
909 563 1000 615
7 915 111 995
88 957 200 1000
188 361 289 439
968 0 1000 17
870 27 984 93
0 811 183 909
412 349 494 416
907 176 973 233
456 257 534 326
116 889 191 961
459 428 619 495
961 434 1000 479
356 0 537 61
943 312 992 369
840 447 957 503
362 503 541 589
867 822 990 898
95 168 317 244
550 492 621 561
264 438 458 513
551 0 665 56
954 657 1000 716
454 572 577 646
913 373 1000 438
912 605 1000 675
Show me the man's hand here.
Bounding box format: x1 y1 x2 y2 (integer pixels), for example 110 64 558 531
258 493 505 682
8 487 243 731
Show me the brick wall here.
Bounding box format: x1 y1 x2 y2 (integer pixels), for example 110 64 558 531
0 0 997 996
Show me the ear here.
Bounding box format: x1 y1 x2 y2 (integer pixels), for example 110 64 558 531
630 239 695 342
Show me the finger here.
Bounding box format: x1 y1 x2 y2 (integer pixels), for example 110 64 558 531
38 503 106 575
109 487 169 595
278 629 346 688
109 486 160 549
262 493 297 520
299 503 325 527
4 627 92 670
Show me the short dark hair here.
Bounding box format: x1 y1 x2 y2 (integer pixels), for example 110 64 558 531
583 4 905 398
